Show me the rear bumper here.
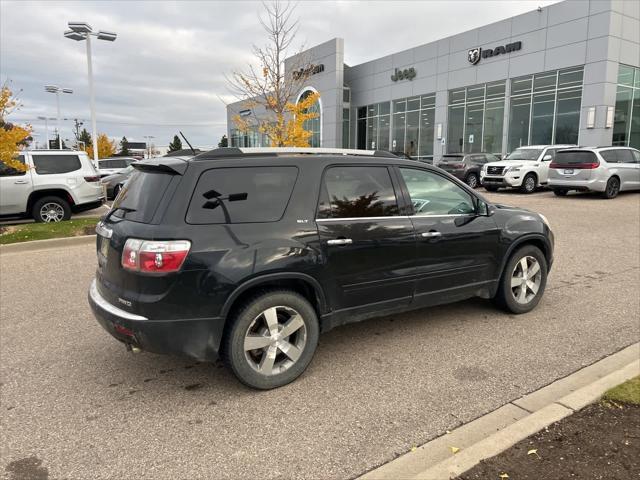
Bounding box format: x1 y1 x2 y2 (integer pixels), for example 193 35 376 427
548 177 606 192
88 279 223 361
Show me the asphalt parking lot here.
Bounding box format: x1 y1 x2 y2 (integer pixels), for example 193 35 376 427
1 189 639 480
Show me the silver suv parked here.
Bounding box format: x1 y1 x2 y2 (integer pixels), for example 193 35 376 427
548 147 640 199
0 150 104 222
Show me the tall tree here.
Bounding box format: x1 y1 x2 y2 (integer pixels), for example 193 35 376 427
218 134 228 148
77 128 92 150
226 1 319 147
120 136 130 156
0 84 31 172
168 134 182 152
84 133 116 159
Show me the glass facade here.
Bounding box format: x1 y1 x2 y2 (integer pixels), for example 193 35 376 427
229 127 270 147
357 101 390 151
447 81 505 154
612 64 640 148
507 66 583 151
299 90 321 147
342 108 350 148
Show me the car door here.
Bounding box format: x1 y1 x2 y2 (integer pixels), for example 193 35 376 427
615 149 640 190
315 164 416 314
396 166 501 307
538 148 558 183
0 153 32 215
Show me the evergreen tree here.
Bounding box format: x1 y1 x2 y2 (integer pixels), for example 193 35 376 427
168 134 182 152
218 134 228 148
120 136 130 156
77 128 92 149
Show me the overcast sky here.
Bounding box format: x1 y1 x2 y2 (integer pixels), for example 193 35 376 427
1 0 558 149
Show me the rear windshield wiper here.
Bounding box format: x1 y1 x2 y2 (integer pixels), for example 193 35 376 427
105 206 137 221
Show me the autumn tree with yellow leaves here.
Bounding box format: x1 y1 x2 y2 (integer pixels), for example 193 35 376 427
0 84 32 172
84 133 116 159
227 1 319 147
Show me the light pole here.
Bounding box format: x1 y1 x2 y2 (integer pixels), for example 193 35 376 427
44 86 73 149
37 116 56 148
64 22 117 162
144 135 155 158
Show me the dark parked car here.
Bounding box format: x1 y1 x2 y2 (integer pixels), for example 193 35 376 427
89 147 554 389
437 153 500 188
101 165 134 199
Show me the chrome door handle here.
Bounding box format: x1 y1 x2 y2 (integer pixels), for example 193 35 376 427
421 231 442 238
327 238 353 246
14 180 28 184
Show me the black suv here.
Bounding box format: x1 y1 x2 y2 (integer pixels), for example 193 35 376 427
89 148 554 389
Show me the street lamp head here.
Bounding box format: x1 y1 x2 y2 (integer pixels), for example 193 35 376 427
45 85 59 93
64 30 86 41
62 88 73 94
68 22 92 34
97 30 117 42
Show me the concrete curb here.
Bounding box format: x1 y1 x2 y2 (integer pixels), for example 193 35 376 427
0 234 96 254
360 343 640 480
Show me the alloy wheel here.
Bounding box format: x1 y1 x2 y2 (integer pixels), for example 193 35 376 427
243 306 307 376
524 176 536 193
606 178 619 198
510 256 542 304
40 202 65 222
467 174 478 188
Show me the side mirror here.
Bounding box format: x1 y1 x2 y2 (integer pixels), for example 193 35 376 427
476 201 495 217
542 154 552 161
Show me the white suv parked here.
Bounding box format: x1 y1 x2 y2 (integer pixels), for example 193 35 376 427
480 145 575 193
0 150 105 222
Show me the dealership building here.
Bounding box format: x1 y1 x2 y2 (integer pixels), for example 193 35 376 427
227 0 639 161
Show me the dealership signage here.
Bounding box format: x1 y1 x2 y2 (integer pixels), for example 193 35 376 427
292 64 325 80
468 41 522 65
391 67 416 82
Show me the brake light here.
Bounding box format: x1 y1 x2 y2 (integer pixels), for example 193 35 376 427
550 161 599 169
121 239 191 273
84 175 101 182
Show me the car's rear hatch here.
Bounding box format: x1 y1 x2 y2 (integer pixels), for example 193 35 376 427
94 157 190 318
549 150 598 181
438 155 465 173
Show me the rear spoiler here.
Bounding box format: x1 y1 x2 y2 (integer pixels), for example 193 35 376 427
132 157 188 175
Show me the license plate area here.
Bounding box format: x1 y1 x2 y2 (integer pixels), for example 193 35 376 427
563 169 574 174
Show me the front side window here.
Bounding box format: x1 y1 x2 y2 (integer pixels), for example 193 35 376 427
506 148 543 161
317 166 399 219
399 168 475 216
187 167 298 224
32 155 81 175
0 155 26 176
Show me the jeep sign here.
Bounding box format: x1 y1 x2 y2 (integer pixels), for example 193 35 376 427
391 67 416 82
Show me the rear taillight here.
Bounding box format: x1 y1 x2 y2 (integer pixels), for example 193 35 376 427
84 175 101 183
550 161 599 169
122 239 191 274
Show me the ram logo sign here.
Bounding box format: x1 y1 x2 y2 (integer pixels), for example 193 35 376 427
468 41 522 65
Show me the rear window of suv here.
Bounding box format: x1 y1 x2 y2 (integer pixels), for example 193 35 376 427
553 151 598 165
32 154 81 174
111 170 175 223
186 167 298 224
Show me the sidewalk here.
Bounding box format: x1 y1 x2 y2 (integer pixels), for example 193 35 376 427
360 342 639 480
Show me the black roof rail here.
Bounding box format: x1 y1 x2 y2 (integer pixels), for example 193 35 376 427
193 147 401 161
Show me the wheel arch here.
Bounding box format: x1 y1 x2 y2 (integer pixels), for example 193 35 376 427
221 272 328 323
497 234 552 285
27 189 75 213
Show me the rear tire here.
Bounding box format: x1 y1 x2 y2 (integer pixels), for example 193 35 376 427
32 196 71 223
602 177 620 199
520 173 537 194
553 189 568 197
494 245 548 314
222 290 319 390
465 173 479 189
484 186 499 192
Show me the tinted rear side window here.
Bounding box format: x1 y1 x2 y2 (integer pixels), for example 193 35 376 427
554 151 598 165
112 170 175 223
187 167 298 224
32 155 81 174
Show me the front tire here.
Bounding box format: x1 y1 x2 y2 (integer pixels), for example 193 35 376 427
222 290 319 390
602 177 620 199
32 196 71 223
520 174 537 194
494 245 548 314
465 173 479 189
